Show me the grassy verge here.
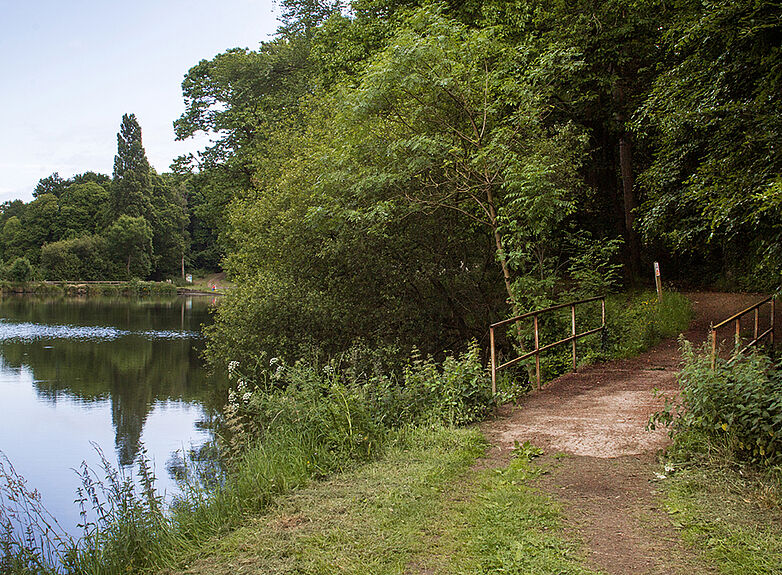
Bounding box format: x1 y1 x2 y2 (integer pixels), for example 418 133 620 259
163 427 597 575
661 458 781 575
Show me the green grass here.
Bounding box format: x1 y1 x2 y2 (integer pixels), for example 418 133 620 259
661 460 782 575
164 428 597 575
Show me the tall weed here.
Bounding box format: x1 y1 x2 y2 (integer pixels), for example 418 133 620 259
652 341 782 468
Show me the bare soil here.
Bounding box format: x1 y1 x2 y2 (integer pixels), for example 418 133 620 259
479 292 776 575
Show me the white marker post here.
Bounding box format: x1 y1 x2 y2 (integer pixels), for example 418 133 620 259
654 261 662 303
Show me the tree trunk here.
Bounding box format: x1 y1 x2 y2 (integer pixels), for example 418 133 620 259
485 185 518 315
619 132 641 281
126 254 131 276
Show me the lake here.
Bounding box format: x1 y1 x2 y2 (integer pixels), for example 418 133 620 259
0 295 228 538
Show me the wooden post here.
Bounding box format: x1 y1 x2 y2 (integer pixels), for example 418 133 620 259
735 317 741 349
711 325 717 369
771 297 776 351
654 262 662 303
571 304 577 371
754 307 759 341
533 314 541 390
490 326 496 395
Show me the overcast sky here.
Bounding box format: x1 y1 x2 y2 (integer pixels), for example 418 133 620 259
0 0 279 203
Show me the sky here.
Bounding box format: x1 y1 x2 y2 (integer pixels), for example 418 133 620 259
0 0 279 203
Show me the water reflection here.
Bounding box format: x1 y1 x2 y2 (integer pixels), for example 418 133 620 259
0 296 227 534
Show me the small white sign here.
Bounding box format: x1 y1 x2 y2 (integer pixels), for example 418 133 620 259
654 262 660 277
186 274 193 283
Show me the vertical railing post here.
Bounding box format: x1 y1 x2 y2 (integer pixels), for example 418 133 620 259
754 307 759 341
601 297 606 328
735 317 741 348
571 304 577 371
711 324 717 370
533 314 541 390
490 326 496 395
771 297 776 351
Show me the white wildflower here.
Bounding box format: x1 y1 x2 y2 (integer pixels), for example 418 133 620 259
228 361 240 377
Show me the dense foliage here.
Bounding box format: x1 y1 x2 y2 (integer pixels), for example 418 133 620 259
654 342 782 468
165 0 778 367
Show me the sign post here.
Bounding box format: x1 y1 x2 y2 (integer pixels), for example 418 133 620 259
654 262 662 303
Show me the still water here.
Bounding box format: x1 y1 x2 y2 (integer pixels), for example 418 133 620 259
0 295 227 536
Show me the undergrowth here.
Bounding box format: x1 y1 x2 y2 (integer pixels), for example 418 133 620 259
651 341 782 467
501 290 693 386
1 342 497 574
651 341 782 574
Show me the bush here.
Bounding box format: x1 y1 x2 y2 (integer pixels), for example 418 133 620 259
653 341 782 467
3 258 34 282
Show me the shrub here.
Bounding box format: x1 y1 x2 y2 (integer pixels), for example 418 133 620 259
3 258 34 282
652 341 782 467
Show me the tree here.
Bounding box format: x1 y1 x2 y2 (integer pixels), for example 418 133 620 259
41 235 110 280
635 0 782 285
1 216 23 262
110 114 153 220
149 173 188 278
4 257 34 282
19 193 62 262
105 215 153 278
349 7 584 311
59 182 110 237
33 172 69 198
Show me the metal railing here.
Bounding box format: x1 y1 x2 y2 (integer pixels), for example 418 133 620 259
489 296 606 394
710 295 776 369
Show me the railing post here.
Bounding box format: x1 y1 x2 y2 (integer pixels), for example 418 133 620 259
735 317 741 348
771 297 776 351
601 297 606 328
754 307 759 341
533 314 541 390
571 304 577 371
490 326 496 395
711 324 717 370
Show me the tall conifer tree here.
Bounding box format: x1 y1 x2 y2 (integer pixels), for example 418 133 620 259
110 114 152 219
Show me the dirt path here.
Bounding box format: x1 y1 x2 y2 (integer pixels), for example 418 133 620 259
480 292 774 575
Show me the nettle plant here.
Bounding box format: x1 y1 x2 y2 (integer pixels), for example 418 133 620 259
654 339 782 467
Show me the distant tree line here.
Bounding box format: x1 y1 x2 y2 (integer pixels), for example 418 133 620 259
0 114 222 281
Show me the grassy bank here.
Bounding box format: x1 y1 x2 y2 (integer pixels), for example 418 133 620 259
165 427 597 575
661 462 782 575
0 280 178 297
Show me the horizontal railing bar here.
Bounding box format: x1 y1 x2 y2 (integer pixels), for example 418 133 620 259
497 354 528 371
712 296 774 330
496 325 605 369
724 328 774 365
491 296 604 328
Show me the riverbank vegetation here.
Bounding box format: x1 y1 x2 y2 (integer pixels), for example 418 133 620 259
0 280 178 297
0 291 690 574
